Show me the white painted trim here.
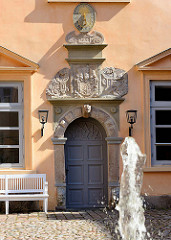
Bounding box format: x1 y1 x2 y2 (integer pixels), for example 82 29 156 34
150 81 171 166
0 82 24 168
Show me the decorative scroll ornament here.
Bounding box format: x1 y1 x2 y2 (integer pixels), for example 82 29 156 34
65 31 104 45
46 66 128 99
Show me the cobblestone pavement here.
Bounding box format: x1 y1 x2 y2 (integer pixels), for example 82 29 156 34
104 209 171 240
0 209 170 239
0 209 112 240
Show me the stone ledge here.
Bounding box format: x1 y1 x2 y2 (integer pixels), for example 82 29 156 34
144 195 171 209
51 137 67 145
143 167 171 172
55 183 66 187
109 181 120 187
105 137 123 144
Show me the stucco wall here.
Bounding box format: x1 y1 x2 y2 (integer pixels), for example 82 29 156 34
0 0 171 209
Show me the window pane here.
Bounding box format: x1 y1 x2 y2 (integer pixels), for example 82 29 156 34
0 148 19 163
0 112 18 127
0 130 19 145
156 146 171 161
156 110 171 125
0 87 18 103
155 86 171 101
156 128 171 143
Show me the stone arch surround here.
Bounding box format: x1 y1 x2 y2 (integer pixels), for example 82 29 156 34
51 105 123 209
54 106 118 139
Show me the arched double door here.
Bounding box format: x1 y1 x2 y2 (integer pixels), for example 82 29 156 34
64 117 108 208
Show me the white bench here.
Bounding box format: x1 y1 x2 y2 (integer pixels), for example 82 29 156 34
0 174 49 214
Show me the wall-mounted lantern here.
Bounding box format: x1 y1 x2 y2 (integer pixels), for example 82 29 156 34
38 110 49 137
126 110 137 136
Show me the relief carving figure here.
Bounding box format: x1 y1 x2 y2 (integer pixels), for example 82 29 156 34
46 68 70 98
100 67 128 98
71 65 99 98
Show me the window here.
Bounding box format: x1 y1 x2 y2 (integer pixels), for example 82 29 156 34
150 81 171 165
0 83 24 167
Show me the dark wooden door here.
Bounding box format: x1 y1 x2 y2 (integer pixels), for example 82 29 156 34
65 118 108 208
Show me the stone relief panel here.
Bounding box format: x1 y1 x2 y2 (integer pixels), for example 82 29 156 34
65 31 104 45
46 68 70 98
46 66 128 99
71 65 100 98
46 31 128 100
100 67 128 98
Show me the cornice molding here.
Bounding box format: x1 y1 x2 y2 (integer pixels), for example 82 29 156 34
136 48 171 71
0 46 39 73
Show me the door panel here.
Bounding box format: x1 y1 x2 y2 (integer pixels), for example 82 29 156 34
88 165 103 184
67 145 83 160
68 165 84 184
65 118 107 208
88 188 103 205
87 144 102 160
69 189 84 205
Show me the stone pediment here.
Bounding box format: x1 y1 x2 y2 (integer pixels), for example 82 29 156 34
136 48 171 71
0 46 39 72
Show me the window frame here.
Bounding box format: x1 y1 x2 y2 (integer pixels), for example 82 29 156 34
150 81 171 166
0 82 24 168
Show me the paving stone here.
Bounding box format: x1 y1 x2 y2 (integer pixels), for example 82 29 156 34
0 209 170 239
0 211 112 239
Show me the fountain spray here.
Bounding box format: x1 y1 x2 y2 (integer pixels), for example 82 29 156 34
116 137 147 240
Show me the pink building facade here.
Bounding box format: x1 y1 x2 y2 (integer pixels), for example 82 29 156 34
0 0 171 210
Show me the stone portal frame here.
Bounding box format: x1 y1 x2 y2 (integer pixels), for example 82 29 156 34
52 105 123 209
54 106 118 138
47 29 127 209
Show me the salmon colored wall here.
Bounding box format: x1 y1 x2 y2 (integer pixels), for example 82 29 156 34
142 173 171 196
0 0 171 208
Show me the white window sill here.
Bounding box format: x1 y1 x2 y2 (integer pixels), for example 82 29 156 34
143 167 171 172
48 0 130 2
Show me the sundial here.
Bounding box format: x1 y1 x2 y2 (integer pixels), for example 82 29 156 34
73 3 96 33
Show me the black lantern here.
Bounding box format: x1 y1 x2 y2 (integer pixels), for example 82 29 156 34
38 110 49 137
126 110 137 136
